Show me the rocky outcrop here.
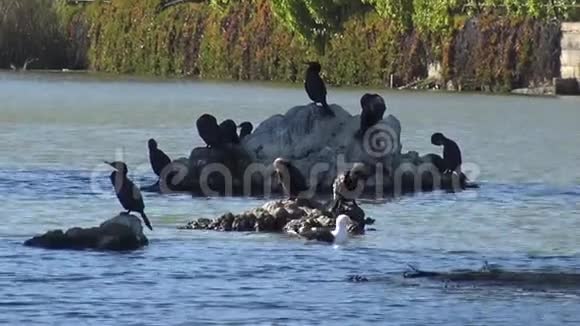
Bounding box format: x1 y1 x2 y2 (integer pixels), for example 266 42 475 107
243 104 401 191
24 214 148 251
179 198 371 235
160 103 472 196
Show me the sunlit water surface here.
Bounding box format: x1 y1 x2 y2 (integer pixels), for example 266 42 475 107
1 72 580 325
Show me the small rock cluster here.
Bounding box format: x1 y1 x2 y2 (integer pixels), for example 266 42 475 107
24 214 148 251
179 198 371 235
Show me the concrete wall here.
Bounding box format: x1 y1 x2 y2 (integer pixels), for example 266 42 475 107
561 22 580 80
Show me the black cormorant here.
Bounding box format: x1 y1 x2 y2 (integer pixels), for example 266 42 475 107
273 158 309 199
357 93 386 138
431 132 462 174
196 114 221 148
299 215 351 244
219 119 240 145
238 121 253 140
304 62 334 117
105 161 153 231
147 138 171 177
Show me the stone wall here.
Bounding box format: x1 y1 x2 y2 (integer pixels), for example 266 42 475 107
561 22 580 80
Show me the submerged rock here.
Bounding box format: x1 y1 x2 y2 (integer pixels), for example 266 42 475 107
403 265 580 288
24 214 148 251
349 264 580 289
179 198 368 235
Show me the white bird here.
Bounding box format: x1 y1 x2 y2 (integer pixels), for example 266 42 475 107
300 214 352 245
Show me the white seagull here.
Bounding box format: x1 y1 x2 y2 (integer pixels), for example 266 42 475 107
300 215 352 245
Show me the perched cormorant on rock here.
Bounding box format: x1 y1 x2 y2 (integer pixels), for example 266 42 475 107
147 138 171 177
331 163 371 212
196 114 221 148
357 93 387 138
431 132 462 174
105 161 153 231
304 61 334 117
300 215 351 244
219 119 240 145
237 121 253 140
273 158 309 199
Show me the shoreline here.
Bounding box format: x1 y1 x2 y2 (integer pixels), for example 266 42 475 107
0 69 571 97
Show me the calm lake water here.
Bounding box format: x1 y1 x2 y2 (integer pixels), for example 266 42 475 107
1 72 580 325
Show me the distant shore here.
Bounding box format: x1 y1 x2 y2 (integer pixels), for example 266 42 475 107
2 68 573 97
3 0 578 94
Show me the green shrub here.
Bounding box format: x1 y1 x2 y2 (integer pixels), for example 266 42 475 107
2 0 566 92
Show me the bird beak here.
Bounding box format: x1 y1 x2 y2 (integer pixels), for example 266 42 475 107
103 161 116 170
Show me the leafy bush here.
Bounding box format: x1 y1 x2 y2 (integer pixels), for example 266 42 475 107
2 0 570 91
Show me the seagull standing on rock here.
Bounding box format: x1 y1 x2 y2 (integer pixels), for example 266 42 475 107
300 215 352 245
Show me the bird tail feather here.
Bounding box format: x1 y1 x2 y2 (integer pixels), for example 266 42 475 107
321 99 334 117
140 212 154 231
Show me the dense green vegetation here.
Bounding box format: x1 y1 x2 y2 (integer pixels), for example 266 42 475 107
1 0 577 90
270 0 576 35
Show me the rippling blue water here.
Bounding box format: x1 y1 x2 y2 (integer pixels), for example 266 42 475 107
1 72 580 325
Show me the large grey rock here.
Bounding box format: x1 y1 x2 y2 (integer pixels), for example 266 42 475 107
24 214 148 251
168 103 472 196
242 104 402 190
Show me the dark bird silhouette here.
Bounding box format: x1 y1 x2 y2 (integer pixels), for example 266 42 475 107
105 161 153 231
196 114 221 148
219 119 240 145
331 163 370 213
273 158 309 199
357 93 387 138
304 61 334 117
431 133 462 174
147 138 171 177
238 121 253 140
